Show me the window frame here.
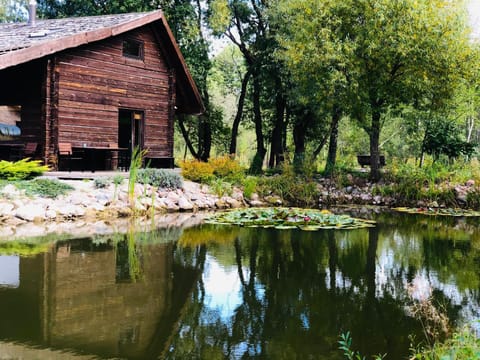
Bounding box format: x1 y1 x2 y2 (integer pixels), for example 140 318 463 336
122 39 144 60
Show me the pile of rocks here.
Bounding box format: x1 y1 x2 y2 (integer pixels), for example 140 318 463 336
0 175 477 238
0 179 246 226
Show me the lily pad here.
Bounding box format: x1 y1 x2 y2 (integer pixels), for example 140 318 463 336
205 207 375 231
393 207 480 217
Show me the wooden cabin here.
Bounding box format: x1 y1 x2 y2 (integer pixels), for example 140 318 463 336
0 10 204 170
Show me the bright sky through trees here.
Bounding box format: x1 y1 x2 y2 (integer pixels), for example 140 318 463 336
468 0 480 37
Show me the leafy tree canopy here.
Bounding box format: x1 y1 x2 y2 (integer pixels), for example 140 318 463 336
271 0 477 179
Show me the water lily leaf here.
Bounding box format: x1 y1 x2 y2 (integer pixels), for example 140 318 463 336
393 207 480 217
206 208 375 231
274 225 297 230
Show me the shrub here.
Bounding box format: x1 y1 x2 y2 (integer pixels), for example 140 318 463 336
466 188 480 210
411 326 480 360
209 178 233 197
137 168 183 189
257 163 319 207
209 155 244 182
94 177 110 189
112 174 124 186
17 179 74 198
180 160 215 183
0 159 49 181
242 176 258 198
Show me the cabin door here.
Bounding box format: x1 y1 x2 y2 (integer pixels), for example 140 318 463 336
118 109 144 155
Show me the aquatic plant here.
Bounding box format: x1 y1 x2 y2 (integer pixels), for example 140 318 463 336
338 332 385 360
112 174 124 201
410 326 480 360
128 146 148 209
393 207 480 217
205 207 375 230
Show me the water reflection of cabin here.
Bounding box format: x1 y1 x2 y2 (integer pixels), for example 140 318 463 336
0 238 200 358
0 10 203 169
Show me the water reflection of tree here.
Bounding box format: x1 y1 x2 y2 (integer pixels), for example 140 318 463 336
167 217 480 359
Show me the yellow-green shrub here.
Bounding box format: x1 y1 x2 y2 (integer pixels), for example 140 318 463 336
180 160 214 183
209 155 244 181
180 156 244 184
0 159 49 180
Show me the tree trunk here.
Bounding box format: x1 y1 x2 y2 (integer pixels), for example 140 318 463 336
229 69 251 155
198 114 211 162
249 76 266 174
197 87 212 161
324 105 341 176
268 76 286 168
369 109 381 181
293 118 306 172
177 114 200 160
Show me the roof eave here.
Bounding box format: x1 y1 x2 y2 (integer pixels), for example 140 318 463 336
0 10 163 71
157 17 205 115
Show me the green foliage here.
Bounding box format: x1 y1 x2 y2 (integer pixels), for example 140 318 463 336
0 159 49 181
383 162 459 205
410 326 480 360
209 178 233 197
241 176 258 198
248 152 265 175
38 0 156 18
180 159 215 183
112 174 124 186
206 208 375 230
339 332 385 360
128 147 147 207
273 0 477 180
94 177 110 189
466 188 480 209
180 156 244 184
0 0 27 22
422 117 476 161
16 179 74 199
209 155 244 182
137 168 183 189
0 241 49 256
256 163 319 207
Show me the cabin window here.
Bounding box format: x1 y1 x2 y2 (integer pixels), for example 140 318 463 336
122 39 144 60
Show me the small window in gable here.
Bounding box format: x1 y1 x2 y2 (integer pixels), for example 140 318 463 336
122 39 144 60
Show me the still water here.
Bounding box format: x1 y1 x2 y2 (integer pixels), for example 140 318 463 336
0 211 479 359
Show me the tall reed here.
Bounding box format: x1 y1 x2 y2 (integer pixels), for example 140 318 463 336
128 146 148 210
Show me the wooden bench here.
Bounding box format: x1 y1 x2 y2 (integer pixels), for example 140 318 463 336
357 155 386 167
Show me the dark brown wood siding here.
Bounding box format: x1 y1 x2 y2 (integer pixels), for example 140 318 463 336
55 26 174 159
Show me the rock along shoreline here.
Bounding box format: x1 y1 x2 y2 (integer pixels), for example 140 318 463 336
0 175 477 240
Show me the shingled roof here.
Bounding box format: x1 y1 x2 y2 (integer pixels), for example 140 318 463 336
0 10 204 114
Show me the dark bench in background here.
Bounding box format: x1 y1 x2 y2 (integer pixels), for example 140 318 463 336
357 155 386 167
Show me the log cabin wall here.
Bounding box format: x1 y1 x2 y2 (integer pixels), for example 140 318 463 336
54 26 173 159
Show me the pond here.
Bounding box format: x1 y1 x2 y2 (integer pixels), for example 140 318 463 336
0 210 479 359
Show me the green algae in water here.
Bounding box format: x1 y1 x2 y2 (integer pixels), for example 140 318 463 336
205 207 375 230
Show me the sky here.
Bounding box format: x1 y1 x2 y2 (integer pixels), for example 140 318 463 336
468 0 480 38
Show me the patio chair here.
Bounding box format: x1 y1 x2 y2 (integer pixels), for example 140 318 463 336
23 142 38 158
58 143 83 172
